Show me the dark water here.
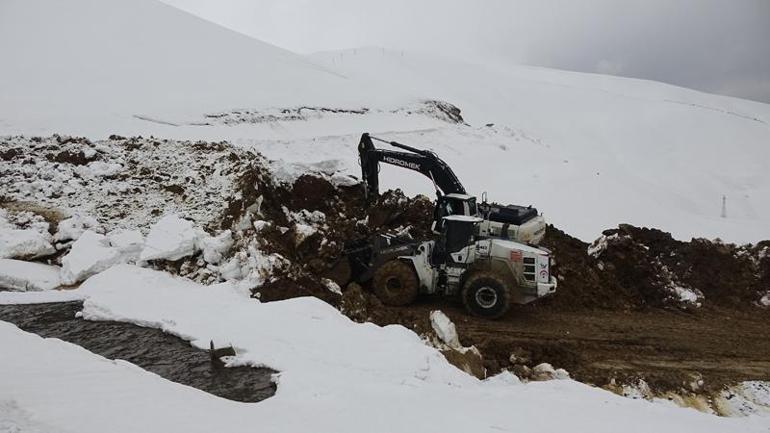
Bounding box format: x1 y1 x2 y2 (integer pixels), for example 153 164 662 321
0 301 276 402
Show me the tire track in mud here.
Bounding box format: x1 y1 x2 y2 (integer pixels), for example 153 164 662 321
391 299 770 394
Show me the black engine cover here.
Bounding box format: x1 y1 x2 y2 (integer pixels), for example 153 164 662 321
486 204 538 225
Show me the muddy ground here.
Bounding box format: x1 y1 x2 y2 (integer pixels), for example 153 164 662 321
368 299 770 394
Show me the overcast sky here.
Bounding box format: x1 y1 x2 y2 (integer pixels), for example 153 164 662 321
162 0 770 103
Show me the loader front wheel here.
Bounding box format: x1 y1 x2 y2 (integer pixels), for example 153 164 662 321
372 260 419 306
462 272 511 319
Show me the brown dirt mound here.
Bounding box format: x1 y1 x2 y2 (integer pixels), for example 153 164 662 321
540 224 768 311
216 161 436 303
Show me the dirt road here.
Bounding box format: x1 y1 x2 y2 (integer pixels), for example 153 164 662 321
425 302 770 392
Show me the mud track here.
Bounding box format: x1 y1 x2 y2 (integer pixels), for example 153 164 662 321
378 299 770 393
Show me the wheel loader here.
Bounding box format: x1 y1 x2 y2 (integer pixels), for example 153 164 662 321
347 215 556 319
337 134 557 319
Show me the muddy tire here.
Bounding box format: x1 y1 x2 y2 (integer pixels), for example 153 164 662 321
462 271 512 319
372 260 419 306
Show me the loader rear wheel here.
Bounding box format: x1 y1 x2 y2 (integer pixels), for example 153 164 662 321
462 271 512 319
372 260 419 306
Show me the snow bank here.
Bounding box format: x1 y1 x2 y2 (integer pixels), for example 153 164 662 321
0 289 86 305
0 229 55 260
0 265 765 432
0 259 61 291
140 215 198 262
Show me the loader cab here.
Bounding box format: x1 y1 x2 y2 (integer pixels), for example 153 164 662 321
432 215 482 265
433 193 479 234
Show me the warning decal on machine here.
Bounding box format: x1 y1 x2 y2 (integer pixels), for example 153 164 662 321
510 250 522 261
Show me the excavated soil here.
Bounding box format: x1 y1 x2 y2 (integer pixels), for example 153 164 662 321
0 302 276 402
251 172 770 396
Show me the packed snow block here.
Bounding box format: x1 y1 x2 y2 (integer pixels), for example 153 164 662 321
196 229 233 264
0 228 56 259
74 161 123 178
0 259 61 291
760 292 770 307
54 214 100 243
430 310 461 349
531 363 570 381
60 230 122 285
430 310 486 379
140 215 198 262
107 229 145 262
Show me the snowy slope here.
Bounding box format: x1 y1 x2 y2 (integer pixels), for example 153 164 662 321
307 49 770 242
1 265 767 433
2 1 770 243
0 0 406 135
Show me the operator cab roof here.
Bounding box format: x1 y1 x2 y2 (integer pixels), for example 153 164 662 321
443 215 483 223
444 193 474 200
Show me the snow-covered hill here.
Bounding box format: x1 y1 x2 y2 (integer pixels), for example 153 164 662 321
2 1 770 431
309 48 770 243
0 0 404 133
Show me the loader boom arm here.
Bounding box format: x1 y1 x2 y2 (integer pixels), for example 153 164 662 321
358 133 466 198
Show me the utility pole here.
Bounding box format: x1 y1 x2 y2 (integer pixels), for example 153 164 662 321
721 195 727 218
